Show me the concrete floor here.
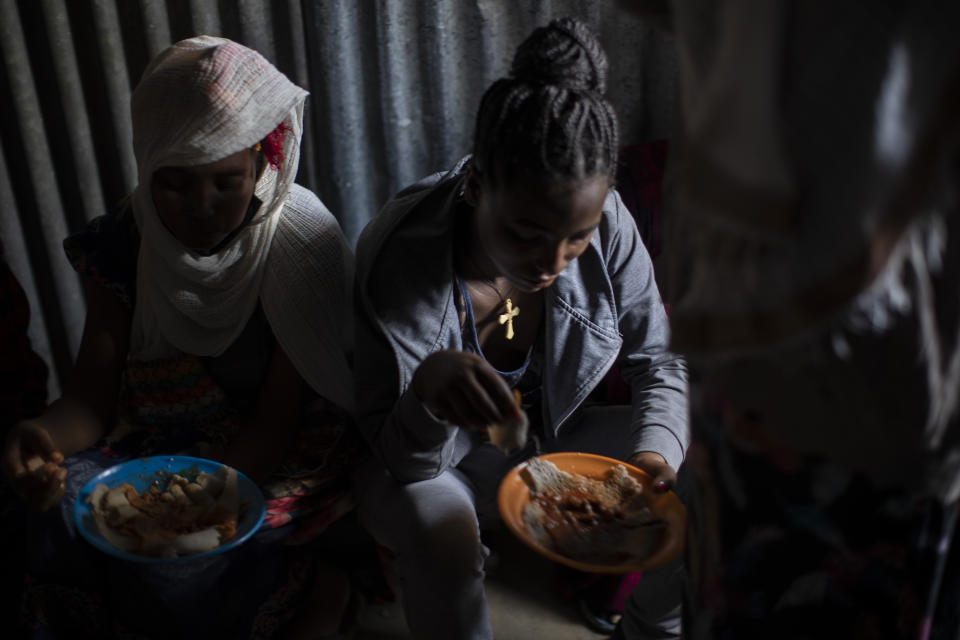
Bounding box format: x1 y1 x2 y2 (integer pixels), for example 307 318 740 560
352 527 610 640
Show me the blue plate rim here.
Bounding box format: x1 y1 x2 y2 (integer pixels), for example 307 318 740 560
74 455 266 564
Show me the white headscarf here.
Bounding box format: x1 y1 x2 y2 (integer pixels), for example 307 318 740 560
129 36 308 361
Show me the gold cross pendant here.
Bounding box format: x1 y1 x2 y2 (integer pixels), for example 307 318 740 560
498 298 519 340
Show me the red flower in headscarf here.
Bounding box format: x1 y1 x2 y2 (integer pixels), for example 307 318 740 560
261 122 290 171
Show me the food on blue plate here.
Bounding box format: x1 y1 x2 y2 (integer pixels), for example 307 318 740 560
87 464 240 558
520 457 665 565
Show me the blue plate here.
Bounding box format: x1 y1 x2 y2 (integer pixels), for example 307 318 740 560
74 455 266 563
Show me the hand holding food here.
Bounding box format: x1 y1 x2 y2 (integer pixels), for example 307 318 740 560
87 464 241 558
412 350 521 431
486 389 529 454
1 420 67 511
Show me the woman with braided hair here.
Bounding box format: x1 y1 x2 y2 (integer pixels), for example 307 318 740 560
353 17 688 639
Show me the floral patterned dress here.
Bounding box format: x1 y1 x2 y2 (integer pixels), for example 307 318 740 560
16 209 364 639
684 385 960 640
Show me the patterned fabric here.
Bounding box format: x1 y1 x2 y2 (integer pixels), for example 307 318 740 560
107 353 240 455
684 387 960 640
18 399 360 639
19 451 319 640
16 201 361 638
611 134 960 639
63 209 139 310
121 355 234 428
65 208 360 531
262 417 359 534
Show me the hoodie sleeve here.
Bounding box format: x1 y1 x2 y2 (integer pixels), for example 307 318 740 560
603 190 690 471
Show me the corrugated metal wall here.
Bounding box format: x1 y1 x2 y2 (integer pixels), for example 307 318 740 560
0 0 678 397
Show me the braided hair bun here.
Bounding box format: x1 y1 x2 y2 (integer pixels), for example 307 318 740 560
472 17 618 188
510 17 609 95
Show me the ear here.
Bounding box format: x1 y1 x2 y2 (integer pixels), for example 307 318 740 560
464 164 483 207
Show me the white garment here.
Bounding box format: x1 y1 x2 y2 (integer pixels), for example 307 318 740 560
664 1 960 498
126 35 353 412
261 185 355 414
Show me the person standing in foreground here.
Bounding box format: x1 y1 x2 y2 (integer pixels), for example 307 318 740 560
1 36 359 639
619 1 960 638
353 17 689 639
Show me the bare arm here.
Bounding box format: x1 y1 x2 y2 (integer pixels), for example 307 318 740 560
43 278 131 454
2 277 130 507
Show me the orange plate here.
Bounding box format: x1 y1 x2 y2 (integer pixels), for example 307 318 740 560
497 452 685 574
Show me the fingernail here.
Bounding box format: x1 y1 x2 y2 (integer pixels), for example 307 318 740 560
655 481 667 491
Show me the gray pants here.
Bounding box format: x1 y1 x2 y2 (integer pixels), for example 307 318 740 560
353 406 683 640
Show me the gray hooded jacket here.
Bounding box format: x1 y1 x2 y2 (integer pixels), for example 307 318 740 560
355 158 689 484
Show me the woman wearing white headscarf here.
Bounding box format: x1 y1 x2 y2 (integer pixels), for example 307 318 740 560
1 37 358 639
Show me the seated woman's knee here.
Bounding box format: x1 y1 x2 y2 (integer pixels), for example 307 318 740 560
364 471 483 569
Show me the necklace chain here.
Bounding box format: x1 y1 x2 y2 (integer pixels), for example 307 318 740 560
456 207 519 340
